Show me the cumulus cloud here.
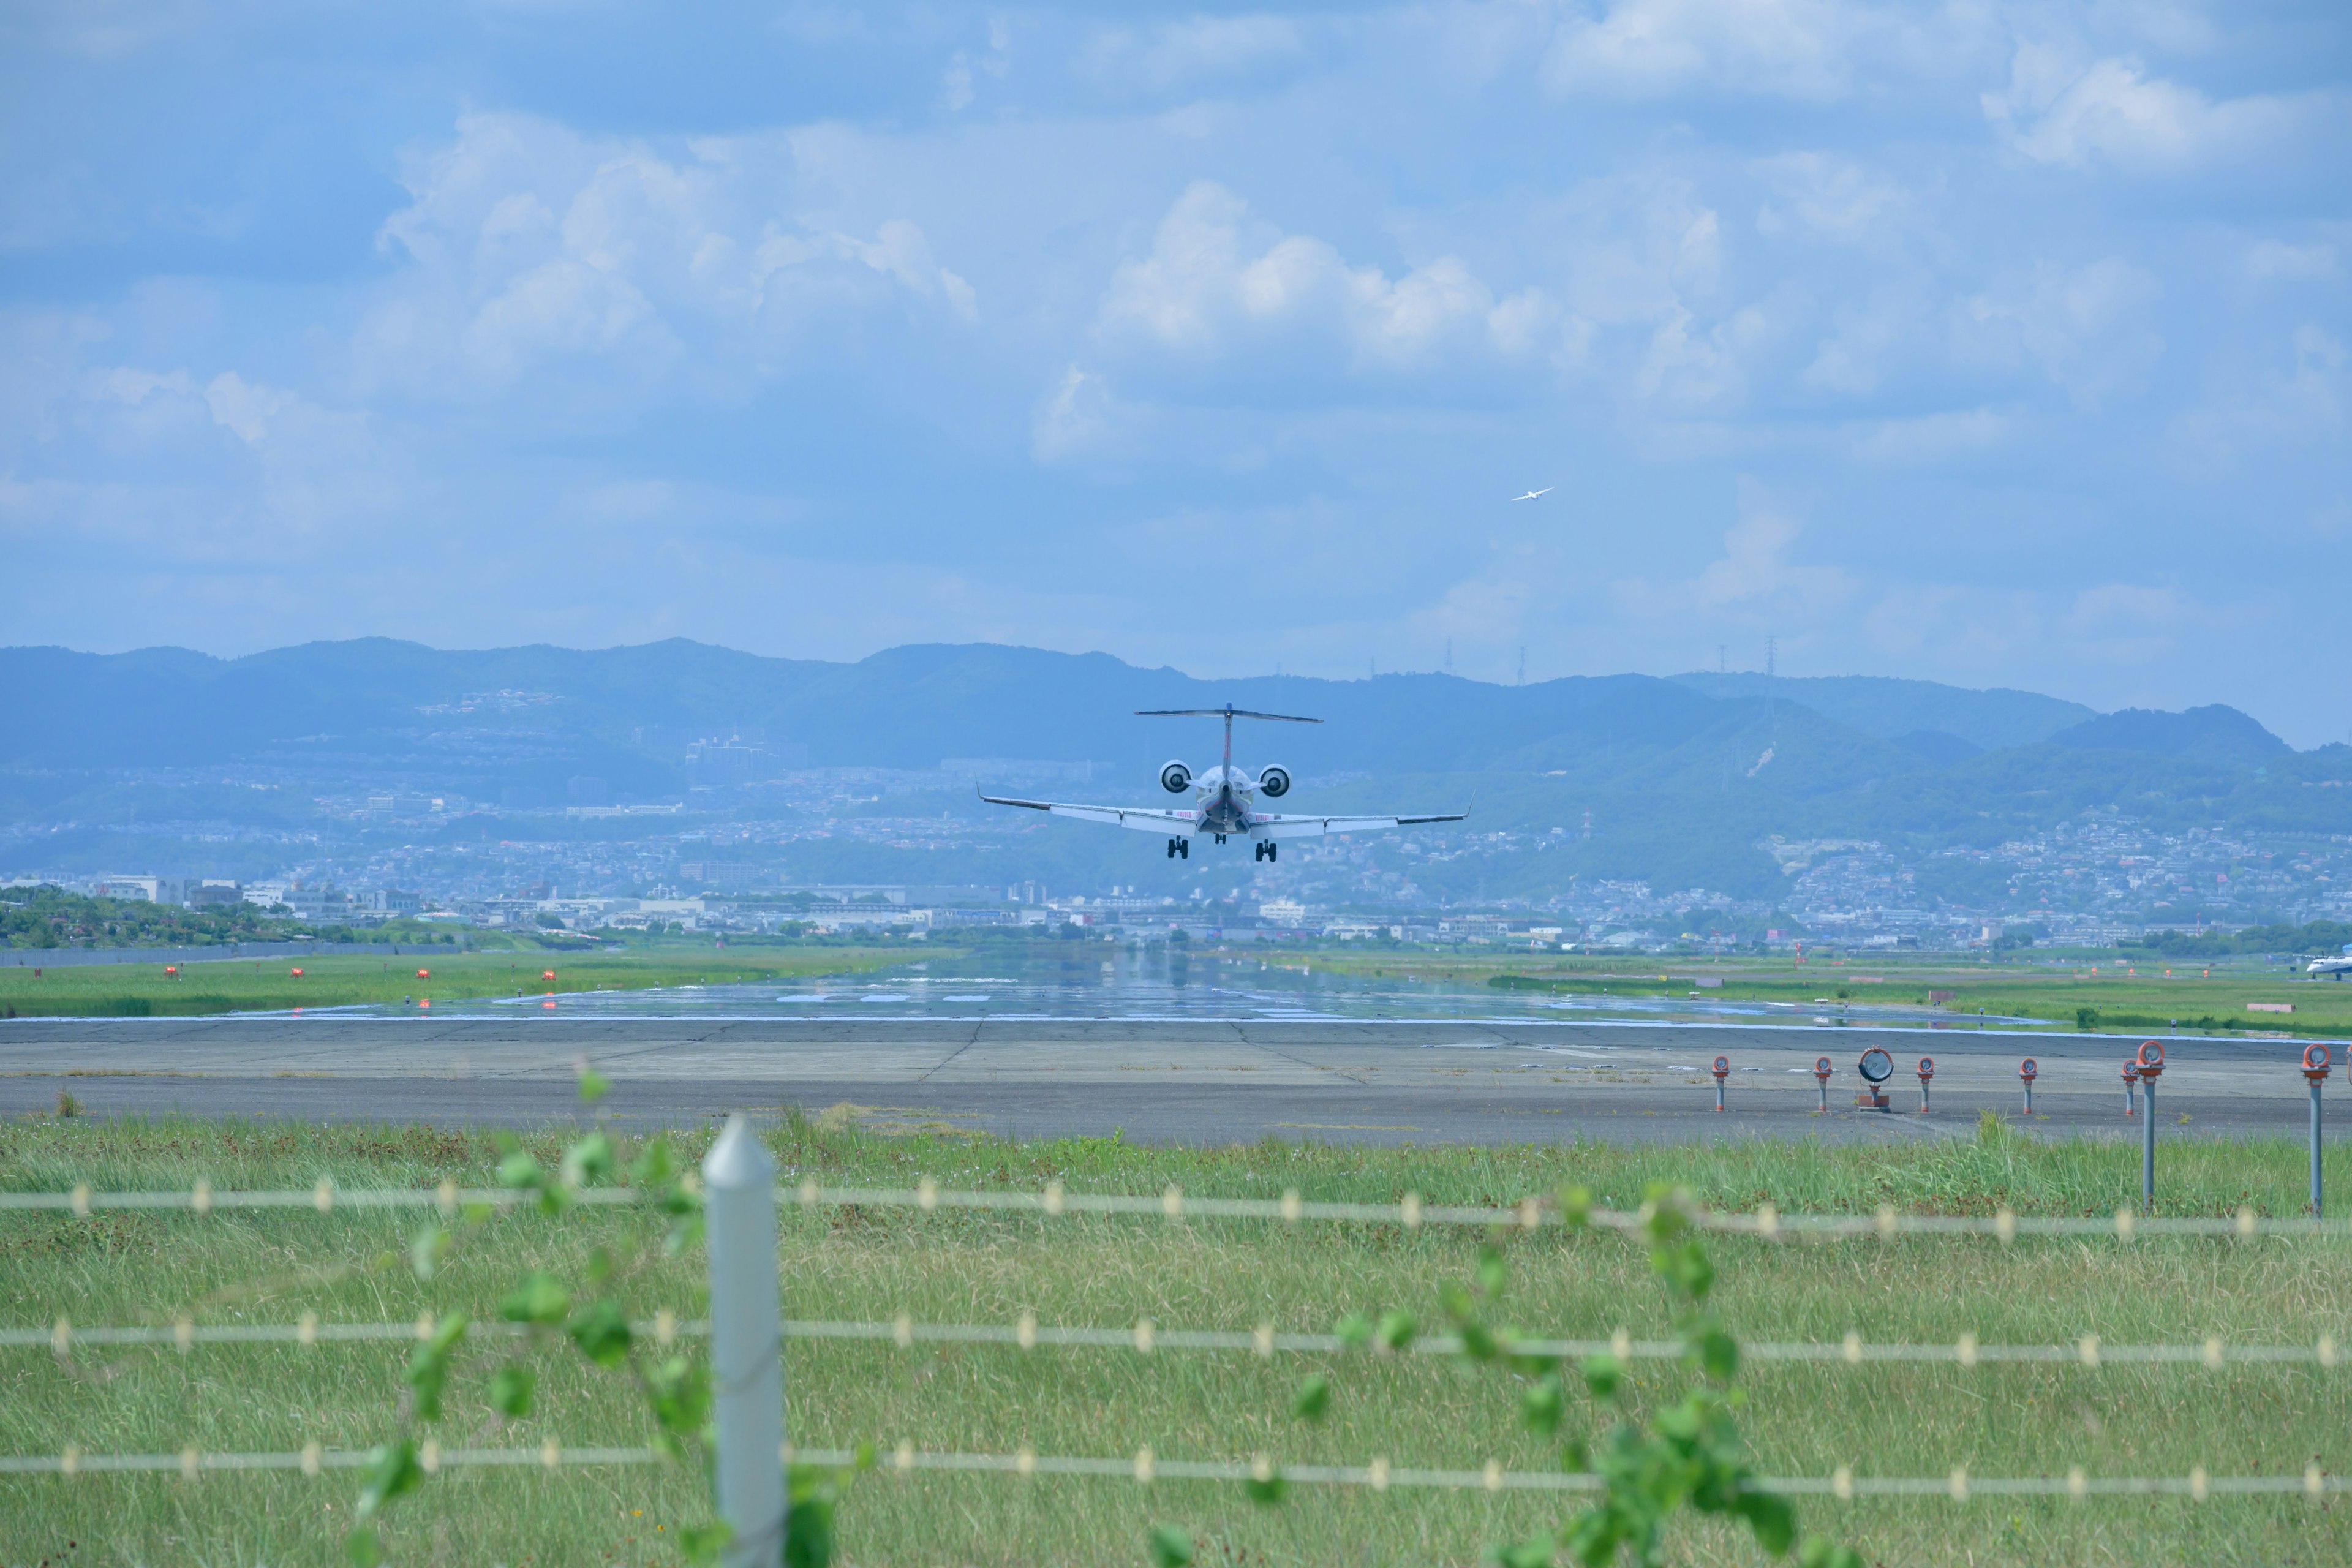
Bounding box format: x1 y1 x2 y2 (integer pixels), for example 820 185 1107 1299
1983 47 2312 173
359 114 974 397
1614 478 1857 625
1075 14 1311 97
1751 152 1910 245
1540 0 1906 102
1093 181 1575 375
1958 257 2163 409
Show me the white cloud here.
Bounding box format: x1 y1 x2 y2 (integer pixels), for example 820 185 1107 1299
1751 153 1909 245
1983 47 2311 173
2170 323 2346 462
1030 363 1116 462
1613 478 1856 624
1076 15 1310 97
1542 0 1877 102
203 372 291 443
360 113 974 396
942 17 1012 112
2244 240 2340 283
1958 257 2163 409
1093 181 1577 374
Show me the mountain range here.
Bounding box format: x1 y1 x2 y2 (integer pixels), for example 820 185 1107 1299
2 639 2345 901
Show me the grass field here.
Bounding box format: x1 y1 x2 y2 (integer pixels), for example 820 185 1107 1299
4 1112 2350 1566
0 941 928 1019
1288 948 2352 1039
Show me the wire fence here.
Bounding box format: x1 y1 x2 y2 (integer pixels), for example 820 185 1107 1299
0 1441 2337 1502
9 1148 2348 1547
7 1313 2343 1370
6 1178 2347 1239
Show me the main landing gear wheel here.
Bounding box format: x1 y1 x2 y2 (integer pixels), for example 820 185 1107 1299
1254 840 1277 862
1167 837 1189 859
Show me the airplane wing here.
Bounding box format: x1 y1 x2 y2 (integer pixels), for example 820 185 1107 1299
981 795 1201 834
1252 810 1468 840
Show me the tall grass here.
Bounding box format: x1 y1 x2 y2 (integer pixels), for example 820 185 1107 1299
3 1114 2348 1565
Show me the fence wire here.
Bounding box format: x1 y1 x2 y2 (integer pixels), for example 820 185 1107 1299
9 1313 2341 1370
0 1442 2338 1502
4 1178 2346 1240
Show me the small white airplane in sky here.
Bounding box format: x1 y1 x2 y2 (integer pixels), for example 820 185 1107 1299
1511 487 1553 502
981 704 1467 862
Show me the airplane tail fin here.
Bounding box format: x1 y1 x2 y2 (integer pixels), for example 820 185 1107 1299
1134 709 1322 723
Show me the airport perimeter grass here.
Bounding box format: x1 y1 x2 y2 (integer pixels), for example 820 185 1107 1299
1292 948 2352 1039
0 943 927 1019
4 1112 2350 1566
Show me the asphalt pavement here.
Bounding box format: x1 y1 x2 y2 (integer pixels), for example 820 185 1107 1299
2 1014 2335 1145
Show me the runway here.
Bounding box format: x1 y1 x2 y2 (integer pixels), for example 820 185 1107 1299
2 1014 2335 1144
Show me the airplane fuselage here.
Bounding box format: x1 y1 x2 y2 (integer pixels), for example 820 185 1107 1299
1188 764 1259 837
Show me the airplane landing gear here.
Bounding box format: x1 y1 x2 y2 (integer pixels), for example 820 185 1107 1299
1254 840 1278 862
1166 837 1189 859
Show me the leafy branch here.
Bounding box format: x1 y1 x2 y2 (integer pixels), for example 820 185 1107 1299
343 1068 754 1566
1152 1184 1864 1568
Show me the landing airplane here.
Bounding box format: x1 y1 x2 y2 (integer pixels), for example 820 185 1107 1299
2310 943 2352 979
1510 487 1553 501
979 704 1468 861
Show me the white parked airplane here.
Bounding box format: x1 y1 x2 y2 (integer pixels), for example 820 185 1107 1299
2310 943 2352 979
1511 487 1553 501
979 704 1467 862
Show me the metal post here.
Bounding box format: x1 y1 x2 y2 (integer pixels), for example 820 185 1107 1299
704 1116 784 1567
2305 1045 2332 1218
2314 1077 2326 1219
2136 1044 2163 1212
1713 1055 1728 1112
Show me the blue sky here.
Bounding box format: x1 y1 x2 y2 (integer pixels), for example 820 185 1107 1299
2 1 2346 741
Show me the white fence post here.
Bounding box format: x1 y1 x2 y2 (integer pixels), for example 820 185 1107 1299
704 1116 785 1566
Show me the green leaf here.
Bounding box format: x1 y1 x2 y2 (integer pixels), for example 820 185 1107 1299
1374 1310 1415 1352
560 1130 614 1188
1580 1353 1622 1400
1146 1524 1196 1567
489 1362 535 1418
649 1355 710 1435
402 1314 466 1421
1460 1321 1501 1362
499 1270 570 1325
566 1298 633 1368
576 1065 611 1105
1290 1373 1331 1423
497 1148 545 1190
408 1225 448 1282
354 1439 422 1520
1558 1185 1593 1229
629 1136 676 1189
585 1244 616 1287
1520 1374 1564 1435
1738 1488 1796 1556
343 1526 383 1567
677 1520 733 1566
1334 1312 1373 1350
1692 1325 1739 1382
783 1461 856 1568
1245 1471 1289 1506
1483 1534 1556 1568
1476 1244 1509 1299
1439 1281 1476 1322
